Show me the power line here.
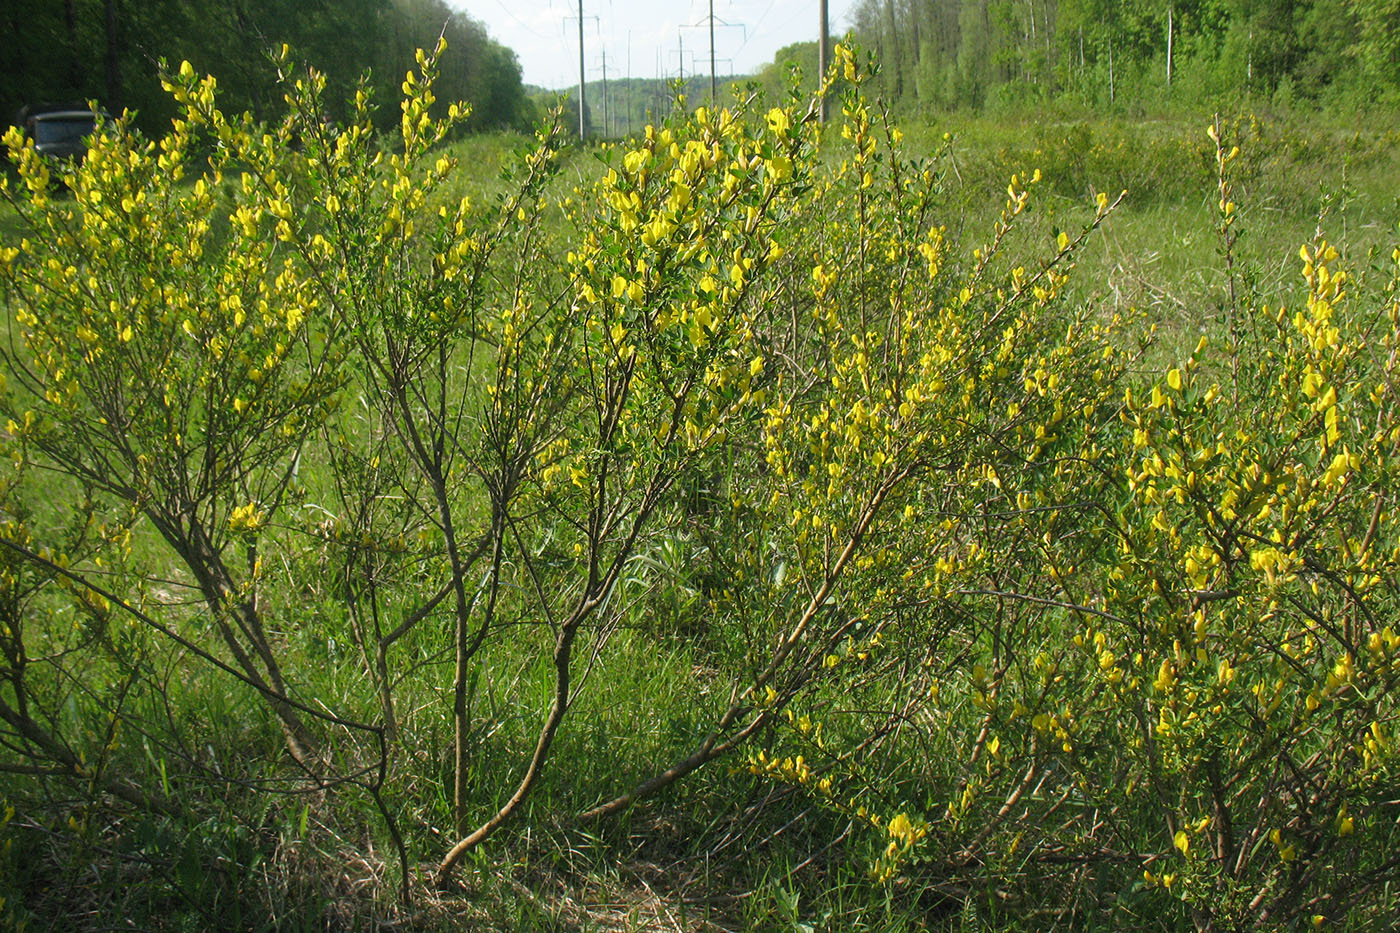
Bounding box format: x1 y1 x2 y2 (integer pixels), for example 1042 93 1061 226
487 0 551 41
734 0 779 57
681 1 745 102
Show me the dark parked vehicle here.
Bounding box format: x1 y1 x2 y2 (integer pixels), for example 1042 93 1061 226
18 107 106 161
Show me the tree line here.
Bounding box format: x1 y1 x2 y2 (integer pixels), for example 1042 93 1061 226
845 0 1400 110
4 0 533 135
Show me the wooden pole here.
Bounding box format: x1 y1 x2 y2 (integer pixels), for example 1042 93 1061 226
819 0 830 122
578 0 586 138
709 0 717 102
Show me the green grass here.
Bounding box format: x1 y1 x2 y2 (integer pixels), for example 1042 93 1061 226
897 109 1400 371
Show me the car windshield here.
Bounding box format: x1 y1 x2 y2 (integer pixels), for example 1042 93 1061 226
34 115 98 146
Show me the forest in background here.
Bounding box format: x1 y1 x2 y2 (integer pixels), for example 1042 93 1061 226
561 0 1400 143
843 0 1400 112
2 0 532 134
11 0 1400 147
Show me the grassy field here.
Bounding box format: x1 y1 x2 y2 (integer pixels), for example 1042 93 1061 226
2 73 1399 930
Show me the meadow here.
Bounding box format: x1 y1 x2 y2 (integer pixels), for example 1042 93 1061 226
1 45 1398 931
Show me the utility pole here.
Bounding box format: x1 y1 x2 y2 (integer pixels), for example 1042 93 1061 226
680 5 744 105
577 0 585 138
819 0 830 122
564 3 598 139
654 46 663 123
601 49 609 137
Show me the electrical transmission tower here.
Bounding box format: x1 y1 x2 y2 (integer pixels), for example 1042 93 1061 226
681 1 745 103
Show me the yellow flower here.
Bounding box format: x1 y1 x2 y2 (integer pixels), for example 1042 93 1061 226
228 502 266 533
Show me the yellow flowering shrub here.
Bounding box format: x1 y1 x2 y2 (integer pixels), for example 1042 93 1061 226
748 115 1400 927
2 35 1396 925
0 38 832 892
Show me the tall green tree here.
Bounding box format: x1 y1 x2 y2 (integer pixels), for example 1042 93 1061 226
1350 0 1400 87
2 0 531 136
844 0 1400 108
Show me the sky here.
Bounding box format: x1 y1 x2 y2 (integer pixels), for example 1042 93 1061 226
451 0 861 92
